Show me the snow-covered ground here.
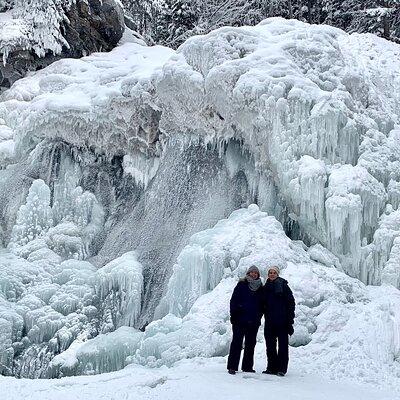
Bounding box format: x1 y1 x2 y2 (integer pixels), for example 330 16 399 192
3 352 399 400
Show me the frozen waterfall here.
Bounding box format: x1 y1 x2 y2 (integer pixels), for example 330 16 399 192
0 17 400 382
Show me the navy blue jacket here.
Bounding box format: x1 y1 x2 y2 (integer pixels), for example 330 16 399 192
263 277 295 329
230 280 263 326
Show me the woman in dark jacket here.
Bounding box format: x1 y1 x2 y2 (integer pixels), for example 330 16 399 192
262 266 295 376
227 265 263 375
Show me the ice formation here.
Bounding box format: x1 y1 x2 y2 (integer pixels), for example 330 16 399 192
96 252 143 330
45 206 400 388
48 326 143 376
0 245 144 377
156 22 400 285
155 204 291 319
8 173 104 261
0 17 400 385
2 18 400 289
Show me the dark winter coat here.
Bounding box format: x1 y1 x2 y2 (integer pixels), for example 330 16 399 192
230 280 263 326
263 277 295 332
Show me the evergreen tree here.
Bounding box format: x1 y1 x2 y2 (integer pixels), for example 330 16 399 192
122 0 160 42
156 0 199 46
0 0 14 12
12 0 72 56
119 0 400 47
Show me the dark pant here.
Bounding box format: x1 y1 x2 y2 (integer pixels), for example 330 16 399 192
264 325 289 374
227 323 259 371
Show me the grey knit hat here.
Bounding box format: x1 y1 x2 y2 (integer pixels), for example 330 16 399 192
246 265 260 277
268 266 280 275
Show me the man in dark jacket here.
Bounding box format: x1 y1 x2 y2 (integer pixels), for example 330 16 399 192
227 265 263 375
262 266 295 376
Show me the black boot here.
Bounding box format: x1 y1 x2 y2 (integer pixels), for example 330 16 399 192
262 369 277 375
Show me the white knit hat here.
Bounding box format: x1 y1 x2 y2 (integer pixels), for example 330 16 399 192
268 266 280 275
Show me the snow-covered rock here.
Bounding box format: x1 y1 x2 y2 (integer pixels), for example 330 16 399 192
0 0 125 88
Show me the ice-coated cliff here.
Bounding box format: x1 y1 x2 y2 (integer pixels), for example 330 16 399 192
0 18 400 382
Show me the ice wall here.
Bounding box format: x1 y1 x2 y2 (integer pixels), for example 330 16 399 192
4 21 400 290
155 204 293 319
154 20 400 286
93 139 258 327
8 173 104 261
48 326 143 377
97 252 143 330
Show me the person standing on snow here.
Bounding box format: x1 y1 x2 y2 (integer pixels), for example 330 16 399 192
262 266 295 376
227 265 263 375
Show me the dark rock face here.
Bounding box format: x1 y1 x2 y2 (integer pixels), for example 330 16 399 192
63 0 125 56
0 0 125 90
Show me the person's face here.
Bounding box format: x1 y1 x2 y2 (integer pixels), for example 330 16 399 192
248 270 259 279
268 269 278 281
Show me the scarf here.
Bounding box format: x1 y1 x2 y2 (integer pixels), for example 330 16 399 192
266 277 284 294
245 275 262 291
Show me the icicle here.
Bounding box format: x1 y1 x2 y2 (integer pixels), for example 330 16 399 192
96 252 143 330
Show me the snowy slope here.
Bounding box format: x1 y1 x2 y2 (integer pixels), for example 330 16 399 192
0 17 400 391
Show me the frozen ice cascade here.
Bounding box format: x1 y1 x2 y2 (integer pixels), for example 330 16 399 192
0 17 400 387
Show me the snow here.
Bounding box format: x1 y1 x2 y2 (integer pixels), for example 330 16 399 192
118 27 147 47
1 41 174 173
0 0 74 60
2 356 399 400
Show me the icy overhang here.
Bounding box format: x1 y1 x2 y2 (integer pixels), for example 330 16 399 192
2 17 400 286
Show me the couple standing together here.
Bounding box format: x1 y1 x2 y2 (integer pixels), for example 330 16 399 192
227 265 295 376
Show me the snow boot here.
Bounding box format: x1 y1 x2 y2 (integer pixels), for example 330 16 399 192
262 370 277 375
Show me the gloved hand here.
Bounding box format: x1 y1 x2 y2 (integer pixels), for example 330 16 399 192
287 324 294 336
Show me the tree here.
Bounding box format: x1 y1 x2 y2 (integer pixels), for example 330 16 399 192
122 0 160 42
0 0 14 11
120 0 400 47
